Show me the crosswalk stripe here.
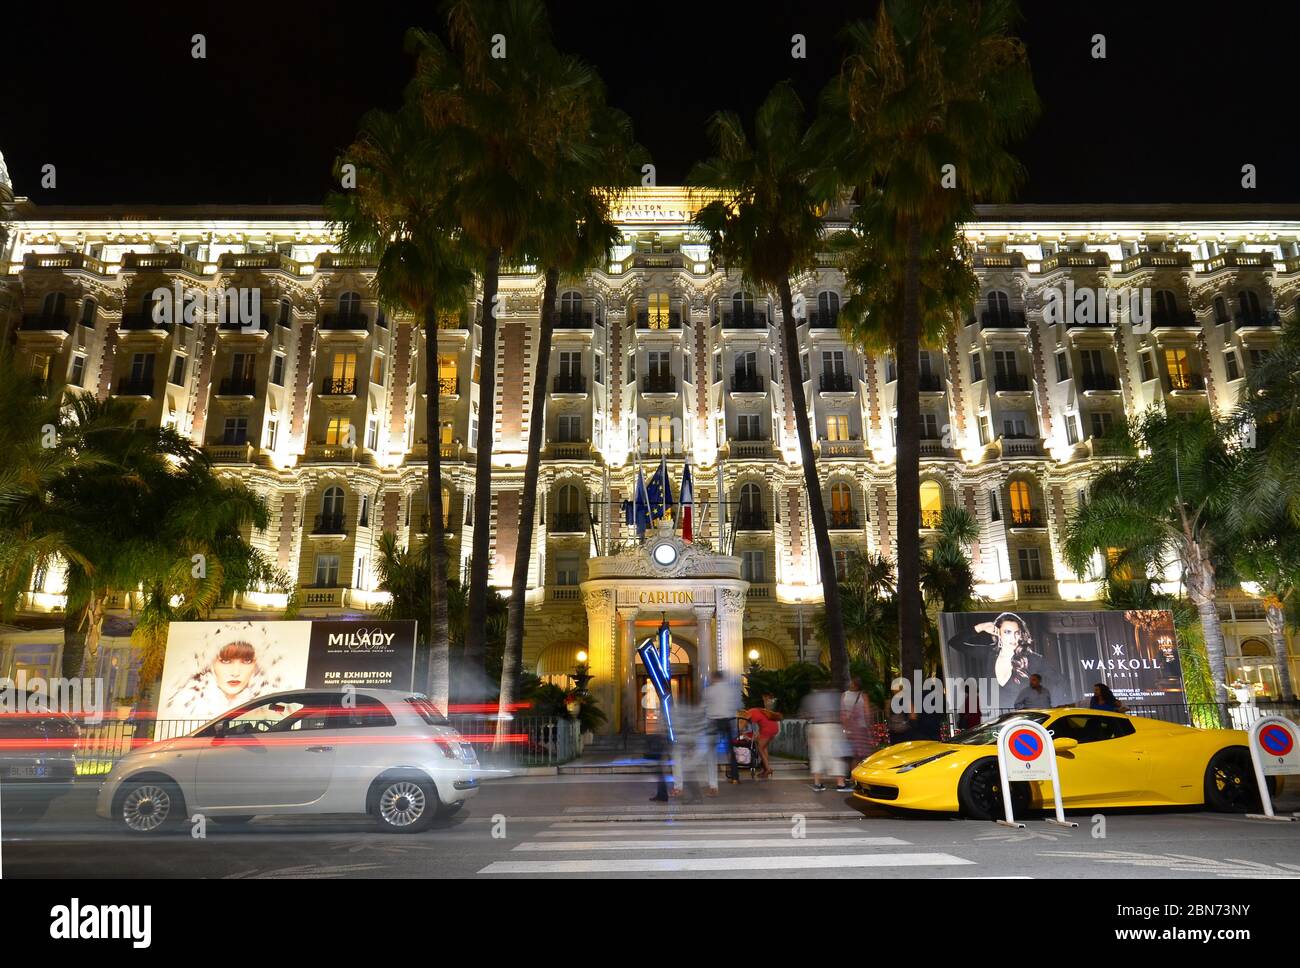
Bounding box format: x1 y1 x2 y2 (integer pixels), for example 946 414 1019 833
544 821 850 834
479 852 974 874
537 828 854 839
514 836 910 852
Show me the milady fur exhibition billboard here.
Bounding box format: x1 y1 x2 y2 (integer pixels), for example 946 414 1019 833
939 609 1186 721
157 620 418 723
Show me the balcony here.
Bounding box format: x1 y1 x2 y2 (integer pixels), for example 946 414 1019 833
818 438 864 458
919 438 952 459
118 313 173 334
551 512 588 534
993 373 1031 392
1039 251 1108 272
438 376 460 396
22 252 110 275
554 311 593 330
114 376 155 396
918 373 944 392
218 313 270 332
1199 251 1274 273
121 251 207 275
641 374 678 394
998 436 1043 459
312 513 347 535
724 439 773 459
730 372 765 393
553 374 588 394
720 311 768 330
320 377 358 395
414 514 455 534
1080 372 1119 392
1014 579 1056 600
920 509 943 529
808 311 840 329
316 252 377 271
1150 309 1198 330
304 443 358 462
828 508 860 530
204 442 254 464
636 312 681 330
973 251 1027 270
217 376 257 396
217 251 302 274
1119 251 1191 273
1234 310 1281 329
302 587 348 608
980 310 1027 329
819 373 854 393
731 510 769 531
746 583 774 600
545 441 592 461
319 312 369 332
19 314 72 333
1165 372 1206 392
1007 509 1047 529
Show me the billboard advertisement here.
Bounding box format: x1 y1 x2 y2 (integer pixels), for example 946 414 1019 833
157 620 418 723
938 609 1185 722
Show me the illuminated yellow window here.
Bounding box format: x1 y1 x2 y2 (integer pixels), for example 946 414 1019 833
648 415 674 444
1105 547 1134 581
331 352 357 382
32 353 52 381
439 421 454 446
441 487 452 526
438 355 458 395
830 482 853 513
371 355 385 385
826 415 850 441
325 417 352 446
1164 348 1190 387
648 292 671 329
920 480 944 528
1008 480 1032 525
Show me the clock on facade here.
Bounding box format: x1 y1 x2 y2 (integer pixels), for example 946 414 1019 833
651 542 678 567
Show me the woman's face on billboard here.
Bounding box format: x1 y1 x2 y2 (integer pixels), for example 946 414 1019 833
996 620 1023 653
213 654 254 697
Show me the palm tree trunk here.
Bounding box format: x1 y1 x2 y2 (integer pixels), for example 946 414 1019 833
497 266 558 745
1265 602 1295 701
62 601 89 679
896 216 925 688
423 306 451 714
463 246 501 704
1187 559 1230 723
777 277 848 689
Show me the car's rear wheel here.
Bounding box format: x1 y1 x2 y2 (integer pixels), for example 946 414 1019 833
1204 746 1270 813
370 774 437 833
117 777 185 834
958 758 1032 821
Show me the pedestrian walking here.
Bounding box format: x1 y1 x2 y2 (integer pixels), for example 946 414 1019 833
671 698 711 804
840 676 878 764
704 670 741 788
801 686 853 792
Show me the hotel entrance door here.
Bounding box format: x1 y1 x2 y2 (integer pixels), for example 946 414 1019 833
634 639 694 734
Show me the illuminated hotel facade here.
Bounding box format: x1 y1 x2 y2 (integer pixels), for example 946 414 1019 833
3 185 1298 724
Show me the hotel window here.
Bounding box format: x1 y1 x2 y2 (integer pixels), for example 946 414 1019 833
801 353 810 382
1002 413 1028 437
560 291 583 316
920 480 944 528
1089 410 1114 439
375 307 388 330
436 355 457 395
647 292 671 328
42 292 67 316
834 549 851 582
1214 295 1230 326
555 554 580 586
986 290 1011 323
230 352 255 385
1237 289 1262 321
325 417 351 446
977 415 990 446
472 351 481 385
593 417 602 448
920 413 940 439
339 291 362 317
79 297 97 328
1225 349 1241 381
713 353 722 383
1139 350 1156 382
1065 413 1079 445
28 352 50 382
558 350 582 383
70 354 86 388
823 350 846 378
277 298 292 327
593 353 603 385
647 350 670 380
330 352 357 392
885 354 897 383
988 488 1001 522
1153 289 1178 322
1248 348 1270 369
1008 480 1033 525
732 291 755 317
627 352 636 383
969 351 982 382
993 350 1019 379
557 414 582 442
266 418 279 450
1055 350 1070 382
818 290 840 321
648 414 674 447
439 421 455 447
1163 347 1192 387
830 482 854 524
322 486 345 518
222 417 248 445
1078 348 1105 381
371 355 385 386
741 550 766 583
1017 547 1043 581
736 350 758 380
314 554 340 587
130 352 155 383
826 414 850 441
359 494 371 528
366 417 379 451
470 415 478 449
737 414 761 440
271 353 285 386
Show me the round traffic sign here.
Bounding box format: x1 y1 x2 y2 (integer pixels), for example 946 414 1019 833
1008 728 1044 761
1259 723 1295 757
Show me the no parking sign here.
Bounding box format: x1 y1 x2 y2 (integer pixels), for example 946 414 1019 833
995 718 1076 828
1247 716 1300 821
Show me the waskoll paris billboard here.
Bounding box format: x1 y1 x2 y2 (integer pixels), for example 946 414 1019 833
938 609 1186 721
157 620 418 723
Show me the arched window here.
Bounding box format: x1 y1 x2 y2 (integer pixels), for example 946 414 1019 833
1008 479 1033 526
41 292 67 317
1237 289 1261 322
829 481 854 527
1214 295 1229 326
322 486 345 517
737 482 765 529
556 484 583 532
986 290 1011 323
278 298 292 327
560 291 583 316
339 291 362 317
919 480 944 528
818 291 840 320
1153 290 1178 321
79 297 97 327
732 291 755 317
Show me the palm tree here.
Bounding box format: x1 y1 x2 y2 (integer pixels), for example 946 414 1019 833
822 550 898 690
497 99 642 737
1233 521 1300 702
1063 407 1247 706
689 82 850 689
921 506 981 614
408 0 589 701
1235 312 1300 525
328 100 474 713
826 0 1038 686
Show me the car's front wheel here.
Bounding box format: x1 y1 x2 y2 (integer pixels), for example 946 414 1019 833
116 777 186 834
1204 746 1271 813
370 774 437 834
957 758 1032 821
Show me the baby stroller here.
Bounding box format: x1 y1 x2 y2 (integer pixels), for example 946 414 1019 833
731 715 762 780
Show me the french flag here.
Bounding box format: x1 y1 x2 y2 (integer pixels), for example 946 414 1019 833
680 461 695 542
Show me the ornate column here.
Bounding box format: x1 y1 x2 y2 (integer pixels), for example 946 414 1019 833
581 588 617 735
717 586 747 678
619 606 640 735
695 606 714 684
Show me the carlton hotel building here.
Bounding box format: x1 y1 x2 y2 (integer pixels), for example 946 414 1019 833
3 185 1299 722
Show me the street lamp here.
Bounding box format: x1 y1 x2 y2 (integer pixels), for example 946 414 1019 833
571 650 592 697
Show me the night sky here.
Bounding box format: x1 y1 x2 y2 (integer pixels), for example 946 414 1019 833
4 1 1298 206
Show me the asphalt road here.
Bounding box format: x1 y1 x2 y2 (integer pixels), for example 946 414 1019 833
3 776 1299 879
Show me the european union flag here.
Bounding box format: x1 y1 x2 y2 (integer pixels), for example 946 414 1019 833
646 456 674 522
633 469 651 537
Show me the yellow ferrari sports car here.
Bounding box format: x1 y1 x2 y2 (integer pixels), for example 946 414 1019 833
851 708 1280 820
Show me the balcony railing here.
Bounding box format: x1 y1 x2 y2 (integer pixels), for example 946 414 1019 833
1150 309 1198 329
1008 509 1046 529
321 377 358 395
312 513 346 535
920 509 943 529
1166 372 1206 392
726 440 773 459
919 439 951 459
551 512 588 534
319 312 369 331
553 374 588 394
980 310 1027 329
636 312 681 330
819 372 854 393
546 442 591 460
217 376 257 396
808 311 840 329
19 313 72 333
22 252 109 274
720 310 767 329
993 373 1031 392
1040 251 1108 272
730 372 765 392
732 509 769 531
828 508 860 529
438 376 460 396
204 442 253 464
1000 437 1043 458
554 311 593 329
819 439 864 457
1015 579 1055 599
121 251 206 275
1119 251 1191 272
1200 251 1274 272
642 374 678 393
918 374 943 392
1234 310 1281 328
114 376 155 396
119 313 173 333
415 514 455 534
1080 372 1119 392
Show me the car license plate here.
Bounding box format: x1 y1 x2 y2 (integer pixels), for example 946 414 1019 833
2 765 45 778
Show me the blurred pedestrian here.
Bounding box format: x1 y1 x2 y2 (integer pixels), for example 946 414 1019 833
841 676 877 763
802 686 853 792
671 697 711 804
704 670 741 789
